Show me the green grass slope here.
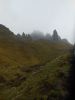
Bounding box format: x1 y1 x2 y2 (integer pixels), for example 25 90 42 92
0 25 71 100
0 40 71 80
0 53 70 100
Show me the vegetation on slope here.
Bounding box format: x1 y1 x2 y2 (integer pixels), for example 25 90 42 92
0 53 70 100
0 24 72 100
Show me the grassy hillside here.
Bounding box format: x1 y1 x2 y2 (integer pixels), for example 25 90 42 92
0 40 71 79
0 53 70 100
0 25 72 100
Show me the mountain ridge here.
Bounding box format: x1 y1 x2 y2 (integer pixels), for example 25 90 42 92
0 24 71 45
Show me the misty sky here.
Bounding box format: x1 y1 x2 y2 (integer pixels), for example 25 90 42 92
0 0 75 43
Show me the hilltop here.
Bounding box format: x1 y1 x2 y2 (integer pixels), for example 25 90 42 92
0 24 71 66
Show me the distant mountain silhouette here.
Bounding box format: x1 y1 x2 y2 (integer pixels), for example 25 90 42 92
31 30 45 40
52 29 61 41
30 29 70 44
45 33 52 40
0 24 70 45
16 32 32 41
